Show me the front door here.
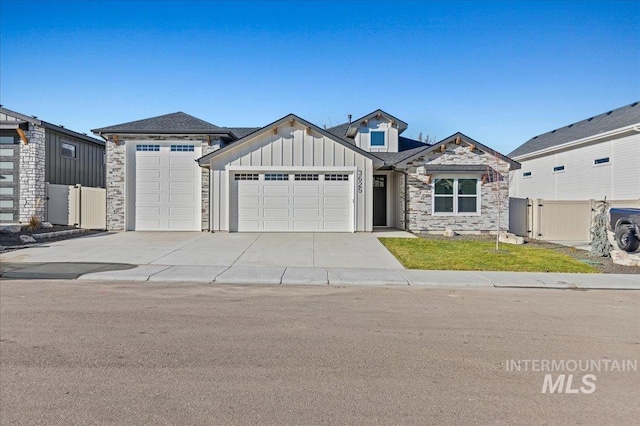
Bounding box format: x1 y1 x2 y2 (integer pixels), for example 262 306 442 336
373 175 387 226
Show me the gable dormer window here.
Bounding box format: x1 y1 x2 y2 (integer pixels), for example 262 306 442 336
371 131 385 147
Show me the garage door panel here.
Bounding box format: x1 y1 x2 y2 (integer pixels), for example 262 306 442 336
238 184 259 195
264 221 291 231
293 221 320 231
137 156 161 166
169 193 195 203
137 206 161 216
137 193 161 203
324 185 350 195
294 208 320 219
293 185 320 195
264 197 290 206
263 208 289 218
169 207 195 216
324 196 349 206
238 196 259 207
264 185 290 195
136 219 161 230
293 197 320 206
137 181 161 191
169 156 195 166
324 208 349 218
238 208 260 219
169 169 196 179
169 181 196 191
137 169 161 179
233 172 352 232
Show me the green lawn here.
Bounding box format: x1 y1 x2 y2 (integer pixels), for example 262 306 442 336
379 238 598 273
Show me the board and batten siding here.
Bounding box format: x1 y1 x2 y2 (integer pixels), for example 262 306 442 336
352 118 399 153
45 130 106 188
510 132 640 200
207 123 374 232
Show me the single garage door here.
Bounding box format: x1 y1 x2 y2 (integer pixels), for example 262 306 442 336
232 172 352 232
135 144 201 231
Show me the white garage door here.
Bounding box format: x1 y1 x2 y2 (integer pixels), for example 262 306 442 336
135 144 201 231
232 172 352 232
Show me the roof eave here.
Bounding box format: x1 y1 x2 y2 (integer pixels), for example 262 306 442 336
512 123 640 161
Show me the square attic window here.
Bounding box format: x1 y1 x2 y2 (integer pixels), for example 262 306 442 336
370 131 385 146
61 142 76 159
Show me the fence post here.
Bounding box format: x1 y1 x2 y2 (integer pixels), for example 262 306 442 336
45 182 49 222
75 184 82 228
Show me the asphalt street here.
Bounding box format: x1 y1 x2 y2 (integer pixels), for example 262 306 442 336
1 280 638 425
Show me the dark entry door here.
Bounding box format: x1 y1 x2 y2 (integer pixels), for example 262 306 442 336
373 175 387 226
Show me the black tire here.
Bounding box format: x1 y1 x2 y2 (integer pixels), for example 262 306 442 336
615 224 640 252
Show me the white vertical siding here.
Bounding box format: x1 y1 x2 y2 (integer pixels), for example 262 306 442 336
352 118 399 153
209 122 374 232
510 133 640 200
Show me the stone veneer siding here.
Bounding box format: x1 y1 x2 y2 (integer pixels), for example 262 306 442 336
105 138 126 231
18 124 46 222
200 143 219 231
405 144 510 234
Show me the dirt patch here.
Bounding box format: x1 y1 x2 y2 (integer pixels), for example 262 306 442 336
0 225 104 251
416 233 639 274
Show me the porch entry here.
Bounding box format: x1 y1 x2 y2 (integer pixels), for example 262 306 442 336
373 175 387 226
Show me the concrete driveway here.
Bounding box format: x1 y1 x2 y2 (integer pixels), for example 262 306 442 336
0 231 406 269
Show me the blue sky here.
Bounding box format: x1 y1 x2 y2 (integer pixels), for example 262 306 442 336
1 0 638 153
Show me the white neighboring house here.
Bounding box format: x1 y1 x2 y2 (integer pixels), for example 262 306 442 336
509 101 640 201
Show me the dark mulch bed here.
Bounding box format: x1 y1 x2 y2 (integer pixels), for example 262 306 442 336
0 225 104 251
416 233 639 274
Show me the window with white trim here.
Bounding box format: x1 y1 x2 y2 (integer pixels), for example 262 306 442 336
264 173 289 181
294 173 319 181
370 131 385 147
234 173 259 181
433 178 479 214
553 165 565 172
136 144 160 152
170 144 194 152
594 157 609 165
325 174 349 181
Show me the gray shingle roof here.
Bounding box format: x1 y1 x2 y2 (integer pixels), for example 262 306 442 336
509 101 640 158
325 122 354 143
92 112 221 133
372 137 431 165
228 127 261 139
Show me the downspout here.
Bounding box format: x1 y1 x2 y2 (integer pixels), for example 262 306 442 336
401 169 409 231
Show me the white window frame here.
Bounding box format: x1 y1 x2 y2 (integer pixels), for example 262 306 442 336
370 130 387 148
432 176 481 216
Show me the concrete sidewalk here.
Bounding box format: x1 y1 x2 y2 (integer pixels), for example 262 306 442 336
1 262 638 289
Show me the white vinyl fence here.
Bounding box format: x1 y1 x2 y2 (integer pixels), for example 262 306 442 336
509 198 640 242
46 183 106 230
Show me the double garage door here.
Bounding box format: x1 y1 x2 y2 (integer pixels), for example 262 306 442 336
232 172 353 232
134 144 201 231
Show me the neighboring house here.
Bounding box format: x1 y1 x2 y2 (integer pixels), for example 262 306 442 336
509 101 640 201
92 109 519 233
0 107 106 223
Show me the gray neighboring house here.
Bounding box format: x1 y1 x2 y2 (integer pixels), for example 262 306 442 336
93 110 519 233
0 107 105 223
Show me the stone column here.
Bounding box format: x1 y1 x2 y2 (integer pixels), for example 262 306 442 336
106 138 125 230
18 124 46 222
200 143 219 231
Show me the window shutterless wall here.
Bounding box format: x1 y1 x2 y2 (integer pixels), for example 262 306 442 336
45 130 106 188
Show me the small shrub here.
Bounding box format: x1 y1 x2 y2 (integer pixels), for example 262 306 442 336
26 215 41 232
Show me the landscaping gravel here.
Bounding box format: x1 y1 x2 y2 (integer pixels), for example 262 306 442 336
416 233 639 274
